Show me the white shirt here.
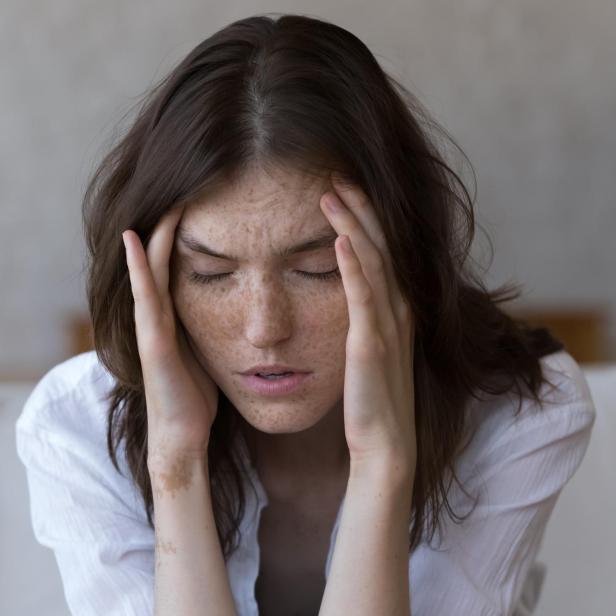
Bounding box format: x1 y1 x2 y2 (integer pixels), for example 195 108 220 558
15 349 596 616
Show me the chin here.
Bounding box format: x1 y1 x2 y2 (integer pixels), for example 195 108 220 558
239 404 325 434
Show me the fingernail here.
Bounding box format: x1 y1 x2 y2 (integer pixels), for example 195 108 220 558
324 195 341 213
122 231 130 252
339 235 352 253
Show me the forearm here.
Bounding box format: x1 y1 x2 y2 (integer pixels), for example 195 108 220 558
319 458 414 616
149 455 238 616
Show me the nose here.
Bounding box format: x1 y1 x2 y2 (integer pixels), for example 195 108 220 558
243 280 293 348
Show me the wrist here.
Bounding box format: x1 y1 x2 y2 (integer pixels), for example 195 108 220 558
147 447 209 479
349 451 415 488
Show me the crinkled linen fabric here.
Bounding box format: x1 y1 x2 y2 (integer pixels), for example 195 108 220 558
15 349 595 615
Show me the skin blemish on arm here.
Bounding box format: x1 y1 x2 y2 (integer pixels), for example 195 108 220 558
149 455 196 570
155 536 178 571
150 456 195 500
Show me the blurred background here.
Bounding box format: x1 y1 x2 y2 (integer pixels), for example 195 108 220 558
1 0 614 379
1 2 615 615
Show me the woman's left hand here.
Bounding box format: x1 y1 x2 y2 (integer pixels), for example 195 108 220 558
321 174 417 477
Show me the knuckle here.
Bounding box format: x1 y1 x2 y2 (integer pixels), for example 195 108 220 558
356 286 373 306
140 328 177 366
350 327 386 353
357 193 371 210
347 218 362 235
369 250 385 274
348 340 382 365
383 321 398 345
395 303 407 323
372 335 387 358
394 294 410 318
349 336 386 362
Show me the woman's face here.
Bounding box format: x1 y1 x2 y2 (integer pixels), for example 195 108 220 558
170 164 349 434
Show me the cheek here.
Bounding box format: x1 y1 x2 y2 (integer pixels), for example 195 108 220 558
300 288 348 339
172 284 229 343
297 288 349 379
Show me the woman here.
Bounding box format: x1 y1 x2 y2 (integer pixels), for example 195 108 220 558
16 12 596 616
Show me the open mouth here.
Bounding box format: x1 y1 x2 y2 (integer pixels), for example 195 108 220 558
240 371 311 396
256 372 294 380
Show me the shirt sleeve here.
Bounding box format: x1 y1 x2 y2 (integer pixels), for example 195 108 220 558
408 355 597 616
16 403 155 615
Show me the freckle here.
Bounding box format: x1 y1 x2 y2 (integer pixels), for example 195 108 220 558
153 457 194 499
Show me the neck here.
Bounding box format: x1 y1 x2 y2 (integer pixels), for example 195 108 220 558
238 403 350 500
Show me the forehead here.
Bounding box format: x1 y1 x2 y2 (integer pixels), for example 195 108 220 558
176 165 336 260
182 165 332 225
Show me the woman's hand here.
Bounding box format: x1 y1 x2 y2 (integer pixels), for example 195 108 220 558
320 175 417 476
122 208 219 466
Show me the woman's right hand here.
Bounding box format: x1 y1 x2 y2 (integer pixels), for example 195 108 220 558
122 207 219 468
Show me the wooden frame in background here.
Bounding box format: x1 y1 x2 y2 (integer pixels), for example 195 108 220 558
505 304 611 364
66 304 612 365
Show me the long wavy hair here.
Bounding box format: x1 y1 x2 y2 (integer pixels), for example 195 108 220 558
82 12 564 557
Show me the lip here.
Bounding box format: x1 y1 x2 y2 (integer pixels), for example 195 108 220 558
239 372 312 396
239 364 309 376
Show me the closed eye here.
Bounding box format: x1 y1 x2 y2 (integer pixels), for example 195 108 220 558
188 268 341 285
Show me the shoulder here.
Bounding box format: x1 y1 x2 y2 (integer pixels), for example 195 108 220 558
15 351 118 462
412 351 597 613
14 352 153 566
537 348 596 410
468 350 595 446
455 350 596 484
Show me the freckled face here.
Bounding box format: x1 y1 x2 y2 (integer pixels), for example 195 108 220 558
169 164 349 434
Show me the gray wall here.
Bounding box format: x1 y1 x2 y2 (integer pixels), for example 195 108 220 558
2 0 614 377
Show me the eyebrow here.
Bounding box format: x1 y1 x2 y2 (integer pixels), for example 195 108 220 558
177 226 338 260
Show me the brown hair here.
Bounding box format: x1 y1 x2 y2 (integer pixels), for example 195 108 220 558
82 12 564 557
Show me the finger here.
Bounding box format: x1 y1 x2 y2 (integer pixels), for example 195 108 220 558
176 317 207 389
335 234 384 360
329 174 409 324
123 229 164 337
321 191 398 343
146 207 185 306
